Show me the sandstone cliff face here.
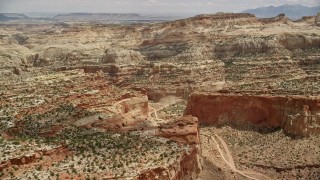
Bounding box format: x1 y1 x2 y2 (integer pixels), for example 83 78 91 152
101 48 146 64
136 147 200 180
137 115 202 180
185 93 320 136
278 33 320 50
91 95 149 130
156 115 200 145
214 36 281 57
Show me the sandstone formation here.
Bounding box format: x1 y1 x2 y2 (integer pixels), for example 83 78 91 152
185 93 320 136
278 33 320 50
138 116 201 180
101 48 146 64
260 13 289 24
156 115 200 144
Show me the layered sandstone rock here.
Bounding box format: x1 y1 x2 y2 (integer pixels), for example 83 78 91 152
185 93 320 136
156 115 200 144
214 35 281 57
101 48 146 64
260 13 289 24
136 147 200 180
137 115 202 180
278 33 320 50
91 95 149 130
56 64 121 75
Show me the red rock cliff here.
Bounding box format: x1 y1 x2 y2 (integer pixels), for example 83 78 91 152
137 116 202 179
184 93 320 136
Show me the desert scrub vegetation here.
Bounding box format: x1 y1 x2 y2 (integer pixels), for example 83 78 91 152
2 126 185 179
159 101 187 117
14 103 96 137
56 127 183 176
214 126 320 168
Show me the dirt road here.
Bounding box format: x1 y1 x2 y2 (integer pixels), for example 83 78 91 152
201 131 272 180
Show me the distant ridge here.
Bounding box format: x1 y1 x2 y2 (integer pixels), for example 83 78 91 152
242 4 320 20
0 12 182 23
53 13 141 21
0 13 30 21
51 13 182 23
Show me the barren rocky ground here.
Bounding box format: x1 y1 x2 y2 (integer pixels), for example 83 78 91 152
0 13 319 179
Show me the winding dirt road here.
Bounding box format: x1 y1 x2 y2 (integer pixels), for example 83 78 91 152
201 132 272 180
149 106 158 119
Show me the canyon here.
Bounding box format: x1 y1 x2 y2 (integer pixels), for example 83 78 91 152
0 12 319 179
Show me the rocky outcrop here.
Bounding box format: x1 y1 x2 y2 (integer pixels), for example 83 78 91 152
138 42 189 61
82 113 202 179
94 116 201 180
214 35 281 57
0 146 67 171
214 32 320 57
294 16 315 24
91 95 149 130
156 115 200 145
101 48 146 64
185 93 320 136
136 147 200 180
260 14 290 24
0 45 33 66
278 33 320 50
138 115 202 180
